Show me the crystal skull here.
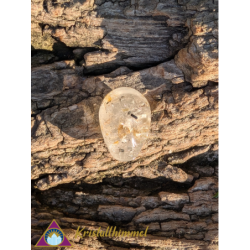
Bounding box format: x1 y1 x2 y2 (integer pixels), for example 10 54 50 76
99 87 151 162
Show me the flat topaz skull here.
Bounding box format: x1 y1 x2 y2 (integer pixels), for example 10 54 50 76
99 87 151 162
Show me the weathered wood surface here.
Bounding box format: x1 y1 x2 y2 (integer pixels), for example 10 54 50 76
31 0 218 249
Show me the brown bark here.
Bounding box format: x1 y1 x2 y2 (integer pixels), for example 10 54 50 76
31 0 218 249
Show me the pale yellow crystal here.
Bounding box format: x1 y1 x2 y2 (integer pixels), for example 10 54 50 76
99 87 151 162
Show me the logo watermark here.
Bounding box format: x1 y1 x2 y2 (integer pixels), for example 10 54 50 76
35 220 73 247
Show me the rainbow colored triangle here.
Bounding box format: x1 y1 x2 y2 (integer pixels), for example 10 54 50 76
35 219 73 247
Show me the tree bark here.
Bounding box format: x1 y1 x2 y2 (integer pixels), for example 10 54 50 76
31 0 218 249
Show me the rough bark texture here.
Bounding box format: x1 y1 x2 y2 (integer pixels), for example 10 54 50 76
31 0 218 249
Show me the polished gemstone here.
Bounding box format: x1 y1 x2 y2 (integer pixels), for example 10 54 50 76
99 87 151 162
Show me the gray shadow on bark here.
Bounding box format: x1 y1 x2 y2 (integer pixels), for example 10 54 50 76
32 41 97 64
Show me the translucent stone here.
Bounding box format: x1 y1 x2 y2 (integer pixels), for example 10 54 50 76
99 87 151 162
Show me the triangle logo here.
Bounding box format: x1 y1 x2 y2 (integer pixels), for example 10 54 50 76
35 219 73 247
